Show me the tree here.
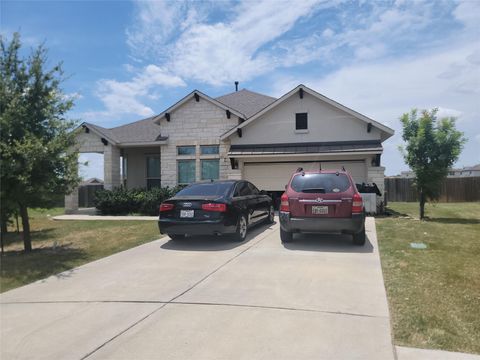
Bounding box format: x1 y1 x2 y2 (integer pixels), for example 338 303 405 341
0 33 80 252
400 109 465 219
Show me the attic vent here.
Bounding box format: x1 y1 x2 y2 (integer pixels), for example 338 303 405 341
101 138 108 146
226 110 231 119
194 93 200 102
237 128 242 137
165 113 170 122
299 88 304 99
367 122 372 133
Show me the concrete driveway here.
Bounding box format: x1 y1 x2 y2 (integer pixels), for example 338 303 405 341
1 217 395 360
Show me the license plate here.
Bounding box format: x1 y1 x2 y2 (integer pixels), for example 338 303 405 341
180 210 194 218
312 206 328 215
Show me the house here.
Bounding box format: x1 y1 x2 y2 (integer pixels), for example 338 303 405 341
66 84 394 213
394 164 480 178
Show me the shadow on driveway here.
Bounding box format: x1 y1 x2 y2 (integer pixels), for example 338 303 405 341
282 233 374 253
160 221 276 252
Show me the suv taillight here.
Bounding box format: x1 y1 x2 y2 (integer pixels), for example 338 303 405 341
202 203 227 212
159 203 174 212
352 193 363 214
280 192 290 212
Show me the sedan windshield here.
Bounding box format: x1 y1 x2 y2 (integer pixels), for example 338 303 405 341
176 182 234 197
291 173 351 193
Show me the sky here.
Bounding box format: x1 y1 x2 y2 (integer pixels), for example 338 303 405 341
2 0 479 179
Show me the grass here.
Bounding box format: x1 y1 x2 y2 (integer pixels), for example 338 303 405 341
0 208 161 293
376 202 480 355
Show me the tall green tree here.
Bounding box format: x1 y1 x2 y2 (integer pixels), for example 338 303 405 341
400 109 465 219
0 33 80 252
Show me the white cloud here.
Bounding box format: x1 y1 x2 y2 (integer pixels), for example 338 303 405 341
435 107 463 120
168 0 325 85
94 65 186 118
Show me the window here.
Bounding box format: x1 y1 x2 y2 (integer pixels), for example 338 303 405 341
177 160 196 184
146 155 161 189
200 145 219 155
290 173 351 193
247 182 260 195
234 182 251 197
295 113 308 130
177 146 196 155
176 182 233 197
201 159 219 180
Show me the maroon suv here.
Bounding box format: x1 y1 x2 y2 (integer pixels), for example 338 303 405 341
279 169 366 245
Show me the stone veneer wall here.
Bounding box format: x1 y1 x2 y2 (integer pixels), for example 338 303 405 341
103 144 121 190
159 97 242 187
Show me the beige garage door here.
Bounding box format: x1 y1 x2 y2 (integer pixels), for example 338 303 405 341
243 161 366 191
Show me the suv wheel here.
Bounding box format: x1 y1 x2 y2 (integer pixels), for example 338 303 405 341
280 228 293 243
353 227 366 246
233 214 248 242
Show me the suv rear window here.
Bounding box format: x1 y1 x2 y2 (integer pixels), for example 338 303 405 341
176 182 233 197
290 173 351 193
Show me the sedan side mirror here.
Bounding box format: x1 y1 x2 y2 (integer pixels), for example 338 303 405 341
260 190 267 195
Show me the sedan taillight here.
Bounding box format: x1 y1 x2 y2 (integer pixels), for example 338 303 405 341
280 192 290 212
202 203 227 212
159 203 174 212
352 193 363 214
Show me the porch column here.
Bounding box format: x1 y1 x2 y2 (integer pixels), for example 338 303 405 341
104 144 121 190
65 187 79 214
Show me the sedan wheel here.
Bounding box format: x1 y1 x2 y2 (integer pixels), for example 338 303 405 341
234 215 248 242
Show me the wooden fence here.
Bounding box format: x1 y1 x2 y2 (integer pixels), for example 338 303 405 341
385 177 480 202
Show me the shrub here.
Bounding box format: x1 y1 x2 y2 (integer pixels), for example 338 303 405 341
94 186 184 216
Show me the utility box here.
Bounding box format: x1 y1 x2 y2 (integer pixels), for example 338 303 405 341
360 193 377 214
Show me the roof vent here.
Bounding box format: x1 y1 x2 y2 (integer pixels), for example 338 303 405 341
235 81 239 92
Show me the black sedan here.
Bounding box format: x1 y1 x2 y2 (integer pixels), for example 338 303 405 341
159 180 274 241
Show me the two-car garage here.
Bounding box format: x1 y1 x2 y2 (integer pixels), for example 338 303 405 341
243 161 367 192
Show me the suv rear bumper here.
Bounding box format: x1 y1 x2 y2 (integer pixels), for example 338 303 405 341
279 211 365 234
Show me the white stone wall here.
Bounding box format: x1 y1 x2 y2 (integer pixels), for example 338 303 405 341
75 130 105 153
367 165 386 207
159 97 241 187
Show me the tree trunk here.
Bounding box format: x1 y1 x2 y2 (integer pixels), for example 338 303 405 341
1 219 7 234
19 204 32 253
419 190 426 220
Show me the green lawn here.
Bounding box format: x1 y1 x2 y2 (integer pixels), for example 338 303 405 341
0 208 161 293
376 202 480 355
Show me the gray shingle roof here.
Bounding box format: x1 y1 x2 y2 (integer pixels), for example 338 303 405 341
216 89 276 118
84 117 166 144
83 88 275 145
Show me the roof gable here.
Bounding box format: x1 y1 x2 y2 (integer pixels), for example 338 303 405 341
215 89 276 118
221 84 395 141
153 90 246 124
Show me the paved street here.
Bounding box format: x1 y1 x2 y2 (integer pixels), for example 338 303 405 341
1 217 395 360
